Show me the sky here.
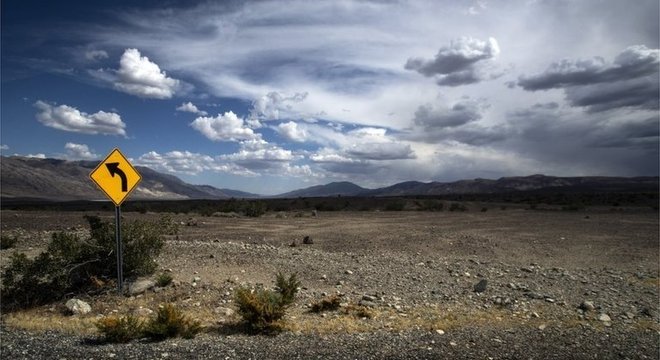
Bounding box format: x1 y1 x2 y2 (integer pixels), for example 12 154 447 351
1 0 658 195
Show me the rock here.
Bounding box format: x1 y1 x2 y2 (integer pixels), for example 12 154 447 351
193 277 202 283
538 324 547 330
312 210 318 217
473 279 488 293
624 311 635 319
521 267 534 273
303 236 314 245
359 300 377 308
65 299 91 315
579 300 595 311
345 270 353 275
362 294 378 302
321 274 328 280
598 313 611 322
449 341 457 346
127 279 156 296
289 240 297 247
435 329 445 335
524 291 545 300
133 307 154 316
215 307 235 317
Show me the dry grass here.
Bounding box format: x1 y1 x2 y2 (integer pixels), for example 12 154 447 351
3 310 99 335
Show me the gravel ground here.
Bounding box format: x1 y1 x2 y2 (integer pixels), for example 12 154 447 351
1 209 659 359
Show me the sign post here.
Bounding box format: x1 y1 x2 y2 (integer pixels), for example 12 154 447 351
90 148 142 293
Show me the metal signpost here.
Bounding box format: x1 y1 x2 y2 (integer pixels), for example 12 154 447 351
89 148 142 293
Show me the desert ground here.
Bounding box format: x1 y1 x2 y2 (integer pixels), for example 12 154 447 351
1 207 659 359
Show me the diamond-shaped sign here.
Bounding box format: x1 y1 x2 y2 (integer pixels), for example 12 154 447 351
90 148 142 206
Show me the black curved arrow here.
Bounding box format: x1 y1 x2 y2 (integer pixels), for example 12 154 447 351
106 162 127 192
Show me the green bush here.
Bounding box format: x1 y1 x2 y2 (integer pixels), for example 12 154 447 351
143 303 202 340
1 215 170 311
234 273 300 331
96 314 144 343
243 201 267 217
0 235 17 249
449 203 467 212
156 273 173 287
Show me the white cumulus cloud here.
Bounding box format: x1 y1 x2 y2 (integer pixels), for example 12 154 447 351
275 121 308 142
190 111 258 142
34 100 126 136
64 142 98 160
176 102 208 116
114 48 180 99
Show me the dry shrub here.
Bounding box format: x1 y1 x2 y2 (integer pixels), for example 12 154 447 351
96 315 144 343
143 303 202 340
310 295 342 313
234 272 300 332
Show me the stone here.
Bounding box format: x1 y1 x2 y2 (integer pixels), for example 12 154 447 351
127 279 156 296
133 307 154 316
362 294 378 302
579 300 595 311
473 279 488 293
598 313 611 322
215 307 235 317
303 236 314 245
435 329 445 335
538 324 547 330
359 300 377 308
521 267 534 273
289 240 297 247
345 270 353 275
193 277 202 283
524 291 545 300
312 210 318 217
65 299 91 315
449 341 457 346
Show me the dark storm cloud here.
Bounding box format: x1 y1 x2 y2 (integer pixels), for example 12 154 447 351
405 37 500 86
413 98 487 129
518 45 659 90
345 142 415 161
564 77 659 112
518 45 660 112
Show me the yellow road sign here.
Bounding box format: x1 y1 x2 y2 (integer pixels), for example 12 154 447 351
90 148 142 206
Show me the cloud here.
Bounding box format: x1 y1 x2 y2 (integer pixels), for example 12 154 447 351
219 139 297 170
114 48 180 99
275 121 308 142
176 102 208 116
518 45 660 112
85 50 108 61
190 111 258 142
64 142 98 160
413 98 488 129
136 150 218 175
518 45 659 90
0 144 8 150
20 153 47 159
34 100 127 136
405 37 500 86
248 91 308 127
343 127 415 161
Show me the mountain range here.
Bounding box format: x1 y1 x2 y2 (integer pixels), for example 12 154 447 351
1 156 657 201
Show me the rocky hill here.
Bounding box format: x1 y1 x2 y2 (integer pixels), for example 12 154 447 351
0 156 258 201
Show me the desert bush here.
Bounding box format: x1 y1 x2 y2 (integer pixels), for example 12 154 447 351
156 272 173 287
310 295 341 313
234 273 300 331
143 304 202 340
1 215 170 311
243 201 267 217
96 314 144 343
384 201 405 211
0 235 17 249
449 203 467 212
275 272 300 306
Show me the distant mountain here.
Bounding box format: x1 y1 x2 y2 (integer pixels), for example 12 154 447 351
0 156 260 201
276 175 658 198
2 156 656 201
276 181 369 198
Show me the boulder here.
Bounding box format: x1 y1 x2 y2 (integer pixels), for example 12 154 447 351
65 299 91 315
127 279 156 296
